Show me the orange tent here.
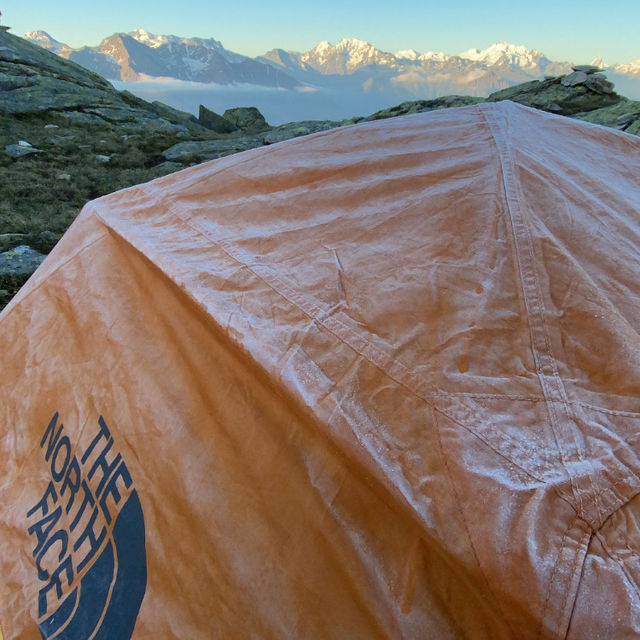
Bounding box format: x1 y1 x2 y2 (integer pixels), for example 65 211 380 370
1 101 639 639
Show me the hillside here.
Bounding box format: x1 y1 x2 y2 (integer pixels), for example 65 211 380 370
1 28 639 310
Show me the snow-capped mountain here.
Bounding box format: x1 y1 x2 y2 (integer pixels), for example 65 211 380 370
23 30 71 55
298 38 398 74
611 59 640 75
260 38 573 98
459 42 545 68
24 29 299 87
23 30 640 120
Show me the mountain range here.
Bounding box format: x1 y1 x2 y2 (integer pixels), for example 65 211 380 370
23 30 640 122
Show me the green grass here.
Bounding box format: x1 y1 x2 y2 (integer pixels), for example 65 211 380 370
0 110 207 308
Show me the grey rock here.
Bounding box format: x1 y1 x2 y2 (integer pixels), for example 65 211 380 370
364 95 484 121
0 73 33 90
162 138 253 162
58 110 109 125
0 27 203 134
616 112 640 130
198 105 238 133
584 73 615 94
84 106 140 122
0 245 46 276
4 143 41 158
162 119 341 163
571 97 640 129
0 46 18 61
263 120 339 142
488 76 621 115
572 65 602 74
561 71 588 87
222 107 270 133
146 119 190 135
153 101 199 126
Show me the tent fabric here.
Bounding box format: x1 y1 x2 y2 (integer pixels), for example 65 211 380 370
1 100 640 639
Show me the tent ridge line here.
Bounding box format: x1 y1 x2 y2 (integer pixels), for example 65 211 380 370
477 103 606 528
0 219 108 319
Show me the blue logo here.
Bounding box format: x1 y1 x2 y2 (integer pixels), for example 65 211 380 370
27 413 147 639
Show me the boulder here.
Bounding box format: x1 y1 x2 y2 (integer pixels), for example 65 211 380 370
572 65 602 74
222 107 270 133
4 143 42 158
198 105 237 133
0 245 46 276
584 73 615 94
561 71 588 87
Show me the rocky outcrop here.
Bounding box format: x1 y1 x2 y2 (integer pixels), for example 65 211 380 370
363 95 484 121
487 66 621 115
222 107 271 134
163 119 340 163
574 99 640 135
198 105 238 133
0 27 208 135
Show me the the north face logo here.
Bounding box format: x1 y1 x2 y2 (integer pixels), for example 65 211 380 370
26 413 147 639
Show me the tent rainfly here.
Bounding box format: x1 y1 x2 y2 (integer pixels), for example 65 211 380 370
1 101 640 639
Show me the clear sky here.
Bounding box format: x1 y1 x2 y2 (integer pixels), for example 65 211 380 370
2 0 638 64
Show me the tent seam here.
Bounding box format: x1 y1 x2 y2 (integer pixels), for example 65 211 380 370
477 103 602 522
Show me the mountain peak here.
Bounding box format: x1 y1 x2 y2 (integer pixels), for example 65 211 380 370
302 38 396 74
459 42 546 67
396 49 420 60
128 29 177 48
23 30 69 52
24 30 60 43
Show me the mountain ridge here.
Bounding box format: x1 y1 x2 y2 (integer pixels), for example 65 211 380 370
21 30 640 117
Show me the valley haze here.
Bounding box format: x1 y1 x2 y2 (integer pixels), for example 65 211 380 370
22 28 640 124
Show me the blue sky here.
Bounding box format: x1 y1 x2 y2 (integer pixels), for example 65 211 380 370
2 0 638 63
